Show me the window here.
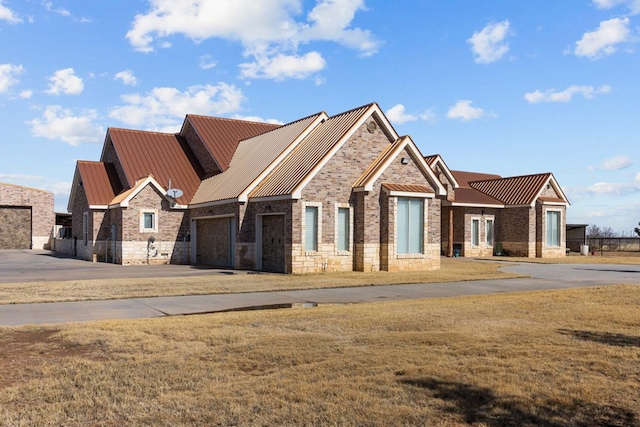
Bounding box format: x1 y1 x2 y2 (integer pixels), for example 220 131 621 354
472 219 480 246
397 197 424 254
143 212 154 229
337 207 350 251
485 219 494 246
546 211 560 247
305 206 318 251
140 209 158 233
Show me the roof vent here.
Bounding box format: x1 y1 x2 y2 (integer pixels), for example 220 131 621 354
366 121 377 133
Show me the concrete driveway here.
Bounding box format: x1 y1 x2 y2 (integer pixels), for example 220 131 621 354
0 250 639 326
0 250 247 284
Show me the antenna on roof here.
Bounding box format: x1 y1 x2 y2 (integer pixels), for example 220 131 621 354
166 178 184 200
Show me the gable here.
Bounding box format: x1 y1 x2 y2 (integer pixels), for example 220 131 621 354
69 161 122 210
106 128 203 205
250 103 401 200
354 137 444 196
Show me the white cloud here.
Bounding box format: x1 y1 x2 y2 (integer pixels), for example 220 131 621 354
199 54 217 70
446 100 488 121
43 1 70 16
19 89 32 99
585 181 640 195
125 0 378 81
592 0 640 14
28 105 104 146
109 83 245 130
574 17 631 59
0 0 22 23
240 51 326 80
386 104 416 124
0 63 24 93
114 70 138 86
45 68 84 95
524 84 612 103
467 20 511 64
386 104 436 125
589 155 633 170
231 115 284 125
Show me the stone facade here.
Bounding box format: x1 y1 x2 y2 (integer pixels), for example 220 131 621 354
0 182 54 249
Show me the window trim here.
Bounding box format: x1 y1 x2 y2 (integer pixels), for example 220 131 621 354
139 209 158 233
546 209 561 247
396 197 425 255
303 202 322 253
471 217 480 247
335 204 352 254
485 218 494 247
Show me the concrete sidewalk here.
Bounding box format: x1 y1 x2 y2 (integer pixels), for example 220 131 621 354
2 262 639 327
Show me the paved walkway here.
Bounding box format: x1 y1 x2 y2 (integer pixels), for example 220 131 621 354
1 262 639 326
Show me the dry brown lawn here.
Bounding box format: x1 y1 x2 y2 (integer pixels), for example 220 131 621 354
0 258 524 305
1 285 639 426
481 253 640 265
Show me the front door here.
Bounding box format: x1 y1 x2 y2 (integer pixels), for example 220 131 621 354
261 215 285 273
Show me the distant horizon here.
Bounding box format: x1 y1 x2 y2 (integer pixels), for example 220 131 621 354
1 0 638 232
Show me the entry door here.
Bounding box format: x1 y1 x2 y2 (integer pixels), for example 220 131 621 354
261 215 285 273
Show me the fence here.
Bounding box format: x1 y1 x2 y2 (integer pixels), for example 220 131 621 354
573 237 640 254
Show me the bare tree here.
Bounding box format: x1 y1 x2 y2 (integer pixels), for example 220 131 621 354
634 222 640 237
587 225 619 238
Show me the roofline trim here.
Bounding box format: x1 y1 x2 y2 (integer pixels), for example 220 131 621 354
534 174 571 206
188 198 240 209
446 202 506 208
109 175 167 208
382 188 435 198
426 154 460 189
249 194 296 203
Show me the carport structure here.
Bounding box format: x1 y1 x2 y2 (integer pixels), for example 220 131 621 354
0 182 54 250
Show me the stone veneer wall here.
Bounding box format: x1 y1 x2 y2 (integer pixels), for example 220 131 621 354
0 182 54 249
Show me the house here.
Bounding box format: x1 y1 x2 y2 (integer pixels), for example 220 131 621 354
425 155 570 258
65 103 446 273
0 182 54 250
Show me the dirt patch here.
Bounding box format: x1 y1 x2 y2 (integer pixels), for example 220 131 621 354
0 329 101 389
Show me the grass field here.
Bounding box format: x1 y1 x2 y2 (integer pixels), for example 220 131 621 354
1 285 639 426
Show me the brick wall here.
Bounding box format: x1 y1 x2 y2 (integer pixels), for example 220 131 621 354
499 207 536 257
181 120 219 176
101 137 129 187
0 182 54 249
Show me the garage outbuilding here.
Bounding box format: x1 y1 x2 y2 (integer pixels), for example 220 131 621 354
0 182 54 249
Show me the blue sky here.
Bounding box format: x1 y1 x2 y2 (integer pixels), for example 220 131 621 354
1 0 639 233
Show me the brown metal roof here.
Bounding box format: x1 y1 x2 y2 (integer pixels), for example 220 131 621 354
382 183 434 194
452 187 503 206
107 128 203 205
469 173 552 206
452 170 502 188
184 115 279 172
190 113 325 205
250 104 374 198
77 161 122 206
423 155 438 166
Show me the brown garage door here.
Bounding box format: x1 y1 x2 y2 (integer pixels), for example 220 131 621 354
0 206 32 249
195 217 233 267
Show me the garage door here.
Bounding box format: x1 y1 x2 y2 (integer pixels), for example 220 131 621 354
0 206 31 249
195 217 233 267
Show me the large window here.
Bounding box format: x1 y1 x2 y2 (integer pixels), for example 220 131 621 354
397 197 424 254
485 219 494 246
305 206 318 251
472 219 480 246
546 211 560 247
337 207 350 251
